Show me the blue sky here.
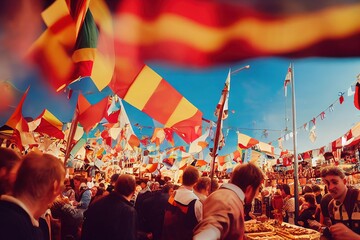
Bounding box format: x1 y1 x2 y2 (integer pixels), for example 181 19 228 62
136 57 360 155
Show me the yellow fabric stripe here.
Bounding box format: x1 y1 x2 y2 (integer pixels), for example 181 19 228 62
74 0 91 38
41 0 76 47
92 50 114 91
115 3 360 54
165 97 198 127
238 133 251 144
33 31 73 81
89 0 115 91
124 65 162 110
72 48 96 62
43 109 63 130
89 0 114 36
41 0 69 28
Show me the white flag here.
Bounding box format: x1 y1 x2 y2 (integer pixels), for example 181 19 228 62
284 64 292 97
215 69 231 120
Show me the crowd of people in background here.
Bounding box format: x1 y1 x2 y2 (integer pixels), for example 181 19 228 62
1 146 360 240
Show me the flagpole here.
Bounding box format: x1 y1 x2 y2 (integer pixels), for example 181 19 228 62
209 65 250 192
290 62 300 224
209 86 227 191
64 110 79 167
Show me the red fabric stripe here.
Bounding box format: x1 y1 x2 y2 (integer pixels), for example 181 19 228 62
164 128 174 146
115 34 360 67
171 109 202 144
128 134 140 148
116 0 267 27
163 158 175 167
6 88 29 132
142 79 183 124
29 43 74 90
105 109 120 124
35 119 64 139
354 83 360 110
233 150 240 159
77 97 108 132
77 93 91 114
238 138 259 149
69 0 88 19
48 15 74 35
114 39 263 67
217 156 225 166
109 62 145 98
73 60 94 79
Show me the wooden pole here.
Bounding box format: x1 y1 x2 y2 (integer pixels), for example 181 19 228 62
64 110 79 167
209 86 228 191
209 65 250 192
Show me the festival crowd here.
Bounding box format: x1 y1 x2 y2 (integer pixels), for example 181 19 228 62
0 147 360 240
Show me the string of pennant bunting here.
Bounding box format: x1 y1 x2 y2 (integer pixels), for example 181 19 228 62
132 78 353 150
270 80 357 148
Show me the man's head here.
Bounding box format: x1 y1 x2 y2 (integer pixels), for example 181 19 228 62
154 182 161 191
110 173 120 184
321 166 346 201
162 182 174 196
230 163 264 204
312 184 321 196
139 180 147 189
280 184 291 198
115 174 136 200
79 182 87 191
0 147 22 195
302 185 313 194
324 152 335 162
211 178 219 192
90 186 98 197
303 193 316 206
13 152 65 216
194 177 211 196
73 175 86 190
182 166 200 187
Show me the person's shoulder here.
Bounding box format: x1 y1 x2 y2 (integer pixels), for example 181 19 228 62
0 201 34 232
349 187 360 194
0 200 27 217
142 191 159 203
321 193 333 203
207 188 238 202
88 193 110 207
118 199 136 216
85 188 92 194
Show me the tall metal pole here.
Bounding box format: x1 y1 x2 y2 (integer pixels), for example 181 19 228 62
290 62 299 225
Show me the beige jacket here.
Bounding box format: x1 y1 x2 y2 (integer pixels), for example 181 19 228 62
193 183 245 240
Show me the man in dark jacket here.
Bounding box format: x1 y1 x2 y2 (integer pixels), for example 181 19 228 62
142 183 174 240
81 174 137 240
321 166 360 239
0 152 65 240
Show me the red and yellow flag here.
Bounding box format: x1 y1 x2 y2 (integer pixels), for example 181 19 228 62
6 87 30 132
31 109 64 139
112 0 360 65
113 64 202 144
237 132 259 149
28 0 114 92
76 93 109 133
